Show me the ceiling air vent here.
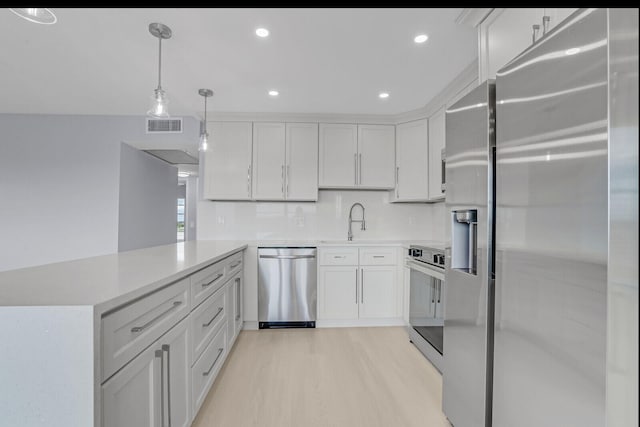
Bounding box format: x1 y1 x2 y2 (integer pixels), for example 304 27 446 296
146 117 183 133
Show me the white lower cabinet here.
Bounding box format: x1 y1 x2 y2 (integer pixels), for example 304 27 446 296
102 316 190 427
359 266 396 319
319 266 360 320
192 323 227 417
318 247 398 324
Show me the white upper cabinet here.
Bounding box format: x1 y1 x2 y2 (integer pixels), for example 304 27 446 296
319 123 395 189
319 123 358 188
285 123 318 201
252 123 287 200
394 119 429 201
251 122 318 201
428 107 446 201
357 125 395 189
203 122 253 200
479 8 578 81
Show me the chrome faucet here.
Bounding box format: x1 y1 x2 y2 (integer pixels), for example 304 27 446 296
347 202 366 241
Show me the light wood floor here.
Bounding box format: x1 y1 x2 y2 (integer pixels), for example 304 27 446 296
191 327 451 427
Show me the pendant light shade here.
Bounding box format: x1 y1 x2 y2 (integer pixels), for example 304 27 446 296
10 8 57 24
198 89 214 152
147 23 172 118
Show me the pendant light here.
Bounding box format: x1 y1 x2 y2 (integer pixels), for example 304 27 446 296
9 8 57 24
147 23 172 118
198 89 214 151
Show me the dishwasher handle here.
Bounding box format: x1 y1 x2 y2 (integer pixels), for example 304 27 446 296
259 254 316 260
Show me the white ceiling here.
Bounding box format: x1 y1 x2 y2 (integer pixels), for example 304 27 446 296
0 8 477 118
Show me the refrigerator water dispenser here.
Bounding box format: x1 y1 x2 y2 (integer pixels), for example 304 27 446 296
451 209 477 275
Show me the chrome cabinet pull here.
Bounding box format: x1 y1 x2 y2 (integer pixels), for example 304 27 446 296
333 255 345 259
203 348 224 376
247 165 251 197
202 307 224 328
202 273 223 288
431 281 435 304
286 165 290 198
396 166 400 198
230 261 241 269
235 278 241 321
437 282 441 304
361 268 364 303
373 255 385 259
131 301 182 333
259 254 315 259
359 153 362 185
354 153 358 185
355 268 358 304
281 165 285 195
156 349 165 427
162 344 171 427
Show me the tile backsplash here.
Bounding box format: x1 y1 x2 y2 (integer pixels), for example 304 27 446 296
197 190 445 242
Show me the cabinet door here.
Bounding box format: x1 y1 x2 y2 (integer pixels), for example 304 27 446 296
359 266 396 319
102 337 162 427
482 8 544 80
395 119 429 201
203 122 253 200
162 318 190 427
252 122 286 200
318 123 358 188
357 124 395 188
318 266 359 320
428 107 446 200
286 123 318 201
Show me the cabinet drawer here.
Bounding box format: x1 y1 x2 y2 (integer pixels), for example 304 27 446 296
191 262 226 309
225 252 243 277
191 286 227 364
102 278 189 381
192 323 227 417
359 247 397 265
320 247 358 265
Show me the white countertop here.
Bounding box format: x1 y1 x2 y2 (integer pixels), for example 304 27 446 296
252 239 445 249
0 241 247 311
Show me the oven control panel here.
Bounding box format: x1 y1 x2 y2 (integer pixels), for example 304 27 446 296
408 245 445 268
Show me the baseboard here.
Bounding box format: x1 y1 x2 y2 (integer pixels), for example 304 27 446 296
316 318 405 328
243 320 258 330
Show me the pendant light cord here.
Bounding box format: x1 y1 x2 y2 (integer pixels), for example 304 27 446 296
157 37 162 90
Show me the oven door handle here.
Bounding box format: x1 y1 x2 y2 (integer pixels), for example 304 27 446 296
405 259 445 281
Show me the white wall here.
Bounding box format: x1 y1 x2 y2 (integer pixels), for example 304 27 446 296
0 113 199 272
197 190 445 242
118 143 178 252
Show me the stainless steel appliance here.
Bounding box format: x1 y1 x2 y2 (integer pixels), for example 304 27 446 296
443 80 496 427
407 244 445 372
258 247 317 329
443 8 617 427
492 9 608 427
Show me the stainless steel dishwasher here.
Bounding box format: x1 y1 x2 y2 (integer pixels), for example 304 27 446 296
258 247 317 329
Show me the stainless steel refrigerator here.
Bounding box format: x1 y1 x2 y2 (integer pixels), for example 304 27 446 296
444 8 613 427
443 80 496 427
492 8 608 427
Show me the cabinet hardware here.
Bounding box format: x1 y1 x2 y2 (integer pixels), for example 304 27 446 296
202 307 224 328
230 261 241 269
286 165 290 198
355 268 358 303
202 273 223 288
359 153 362 185
202 348 224 376
333 255 345 258
532 24 540 43
373 255 385 259
354 154 358 185
396 166 400 198
236 278 241 321
542 15 550 35
361 268 364 303
130 301 182 333
281 165 285 195
156 349 165 427
162 344 172 427
247 165 251 197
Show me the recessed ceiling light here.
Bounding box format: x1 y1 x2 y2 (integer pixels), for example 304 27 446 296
9 8 57 24
256 28 269 38
268 90 279 96
414 34 429 44
379 92 390 99
178 172 190 178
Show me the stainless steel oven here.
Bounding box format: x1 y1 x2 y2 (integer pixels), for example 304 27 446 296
407 245 445 372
